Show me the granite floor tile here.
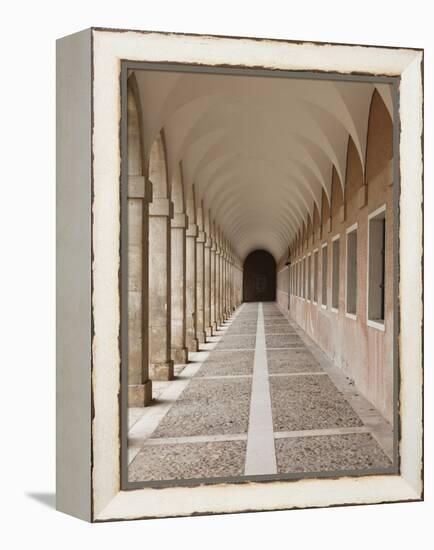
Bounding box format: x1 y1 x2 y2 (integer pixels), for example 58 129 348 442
267 348 322 374
226 325 258 335
129 440 246 481
264 325 297 335
275 433 391 473
264 319 291 326
270 375 363 431
203 350 255 364
152 378 252 438
230 320 258 328
266 334 304 348
263 314 284 318
216 334 256 350
196 351 255 376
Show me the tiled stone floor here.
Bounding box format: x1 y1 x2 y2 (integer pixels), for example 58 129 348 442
128 302 393 483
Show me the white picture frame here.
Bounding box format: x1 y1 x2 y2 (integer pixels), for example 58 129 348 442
56 27 423 522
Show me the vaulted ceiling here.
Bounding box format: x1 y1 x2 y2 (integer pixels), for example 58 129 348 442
132 69 393 263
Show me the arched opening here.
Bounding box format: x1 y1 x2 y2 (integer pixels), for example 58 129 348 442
243 250 276 302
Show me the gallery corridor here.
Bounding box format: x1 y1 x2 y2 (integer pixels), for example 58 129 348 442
128 302 392 482
124 64 397 484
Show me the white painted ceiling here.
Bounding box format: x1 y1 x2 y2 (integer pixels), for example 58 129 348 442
133 69 392 263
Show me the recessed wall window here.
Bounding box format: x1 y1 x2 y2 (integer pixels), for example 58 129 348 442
346 225 358 317
321 244 328 307
368 206 386 328
313 249 319 303
332 237 340 311
307 254 312 301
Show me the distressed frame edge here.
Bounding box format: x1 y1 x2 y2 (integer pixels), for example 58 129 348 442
56 27 93 522
87 28 423 522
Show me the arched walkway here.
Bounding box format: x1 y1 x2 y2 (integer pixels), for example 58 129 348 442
125 67 396 483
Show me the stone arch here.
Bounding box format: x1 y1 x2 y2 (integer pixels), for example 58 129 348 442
148 126 174 381
126 76 152 406
344 135 364 214
365 90 393 194
127 74 145 176
186 184 197 225
171 162 185 214
148 129 169 199
330 165 344 228
170 162 188 364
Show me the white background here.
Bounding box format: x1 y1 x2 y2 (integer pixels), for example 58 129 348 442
1 1 431 548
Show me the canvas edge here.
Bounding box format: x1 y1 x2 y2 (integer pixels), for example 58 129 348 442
56 28 93 522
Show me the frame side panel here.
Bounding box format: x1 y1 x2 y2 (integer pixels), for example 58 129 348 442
56 28 92 522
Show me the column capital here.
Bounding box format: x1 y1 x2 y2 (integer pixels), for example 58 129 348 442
186 223 198 237
149 198 174 218
171 212 188 228
128 175 153 202
205 236 213 249
211 241 217 252
196 230 206 243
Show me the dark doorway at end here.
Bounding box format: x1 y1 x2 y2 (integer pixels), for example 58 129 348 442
243 250 276 302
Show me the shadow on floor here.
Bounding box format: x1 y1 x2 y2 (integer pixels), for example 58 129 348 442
26 492 56 510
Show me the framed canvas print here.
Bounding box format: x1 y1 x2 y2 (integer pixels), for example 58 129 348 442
56 27 423 522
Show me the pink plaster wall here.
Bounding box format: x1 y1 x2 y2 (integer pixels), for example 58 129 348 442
276 91 394 423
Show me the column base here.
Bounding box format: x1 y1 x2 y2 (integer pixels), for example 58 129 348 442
186 338 199 352
197 331 207 344
206 326 213 338
171 347 189 364
212 321 218 332
149 361 174 381
128 380 152 407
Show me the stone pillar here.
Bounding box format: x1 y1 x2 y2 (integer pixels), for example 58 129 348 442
229 261 234 312
233 266 237 308
224 253 229 318
234 267 237 308
237 267 242 306
220 252 226 323
216 245 222 327
171 213 188 364
196 230 207 343
229 261 233 311
228 257 234 315
222 252 227 319
210 239 217 332
204 236 213 337
149 197 174 380
186 222 199 352
222 250 228 321
128 176 153 406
